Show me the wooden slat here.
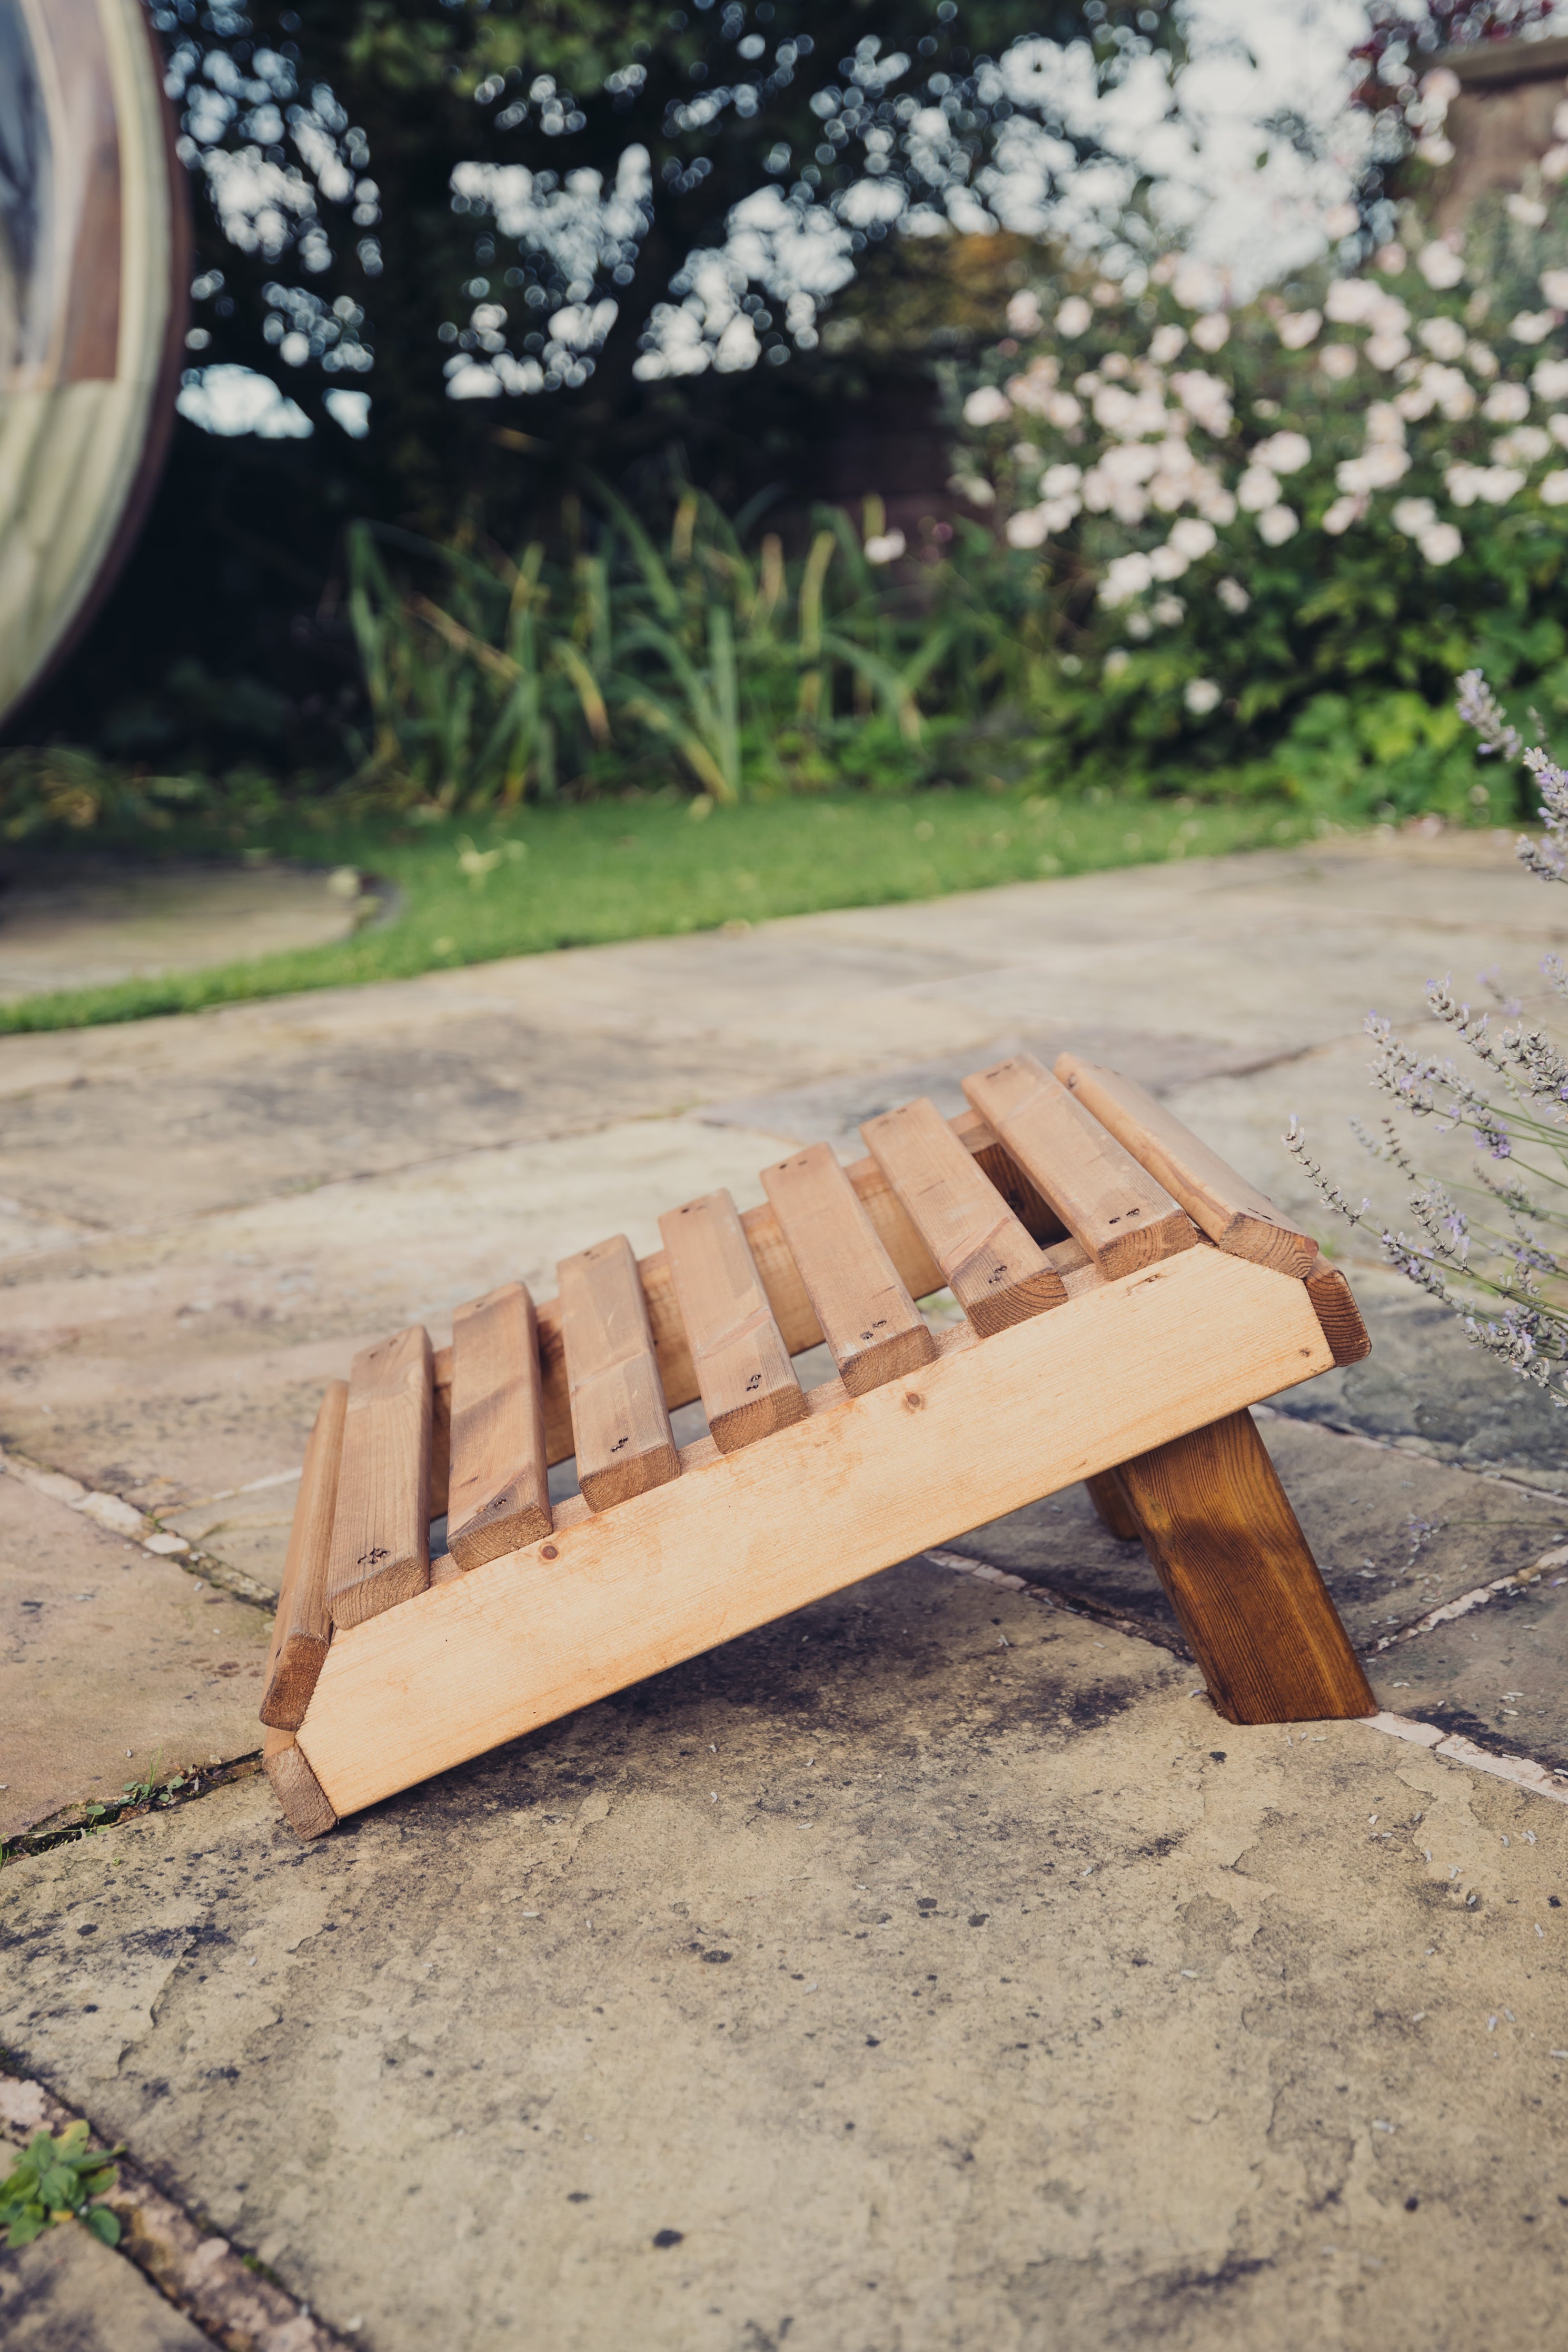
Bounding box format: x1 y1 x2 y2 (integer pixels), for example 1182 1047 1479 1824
659 1191 807 1452
760 1142 937 1395
262 1727 337 1840
296 1246 1343 1822
429 1113 1065 1465
1054 1052 1319 1280
1117 1410 1375 1724
1305 1266 1372 1365
559 1234 681 1510
964 1053 1198 1281
260 1381 346 1730
447 1282 552 1569
326 1325 433 1630
860 1096 1067 1335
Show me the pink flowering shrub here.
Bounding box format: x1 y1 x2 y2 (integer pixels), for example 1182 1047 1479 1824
955 225 1568 814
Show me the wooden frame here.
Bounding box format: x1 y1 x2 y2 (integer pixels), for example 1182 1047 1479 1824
260 1053 1375 1837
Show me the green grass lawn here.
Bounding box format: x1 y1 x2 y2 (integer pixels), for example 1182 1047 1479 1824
0 787 1325 1035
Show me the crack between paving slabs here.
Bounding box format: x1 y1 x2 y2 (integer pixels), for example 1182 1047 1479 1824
0 2067 349 2351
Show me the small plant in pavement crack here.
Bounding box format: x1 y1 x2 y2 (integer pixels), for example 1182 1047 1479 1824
1 2122 124 2248
1288 670 1568 1406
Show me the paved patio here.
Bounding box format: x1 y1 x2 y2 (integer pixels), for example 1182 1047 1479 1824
4 829 1568 2349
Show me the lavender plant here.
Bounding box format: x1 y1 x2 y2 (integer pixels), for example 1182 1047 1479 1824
1287 667 1568 1404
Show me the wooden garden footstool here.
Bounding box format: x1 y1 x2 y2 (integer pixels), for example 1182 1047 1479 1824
259 1049 1375 1839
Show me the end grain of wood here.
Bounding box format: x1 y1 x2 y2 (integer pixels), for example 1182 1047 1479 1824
262 1726 337 1840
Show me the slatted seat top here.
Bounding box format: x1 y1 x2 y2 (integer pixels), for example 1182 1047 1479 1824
260 1049 1370 1838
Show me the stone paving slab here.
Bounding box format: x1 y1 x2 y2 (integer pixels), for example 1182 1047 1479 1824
0 2221 212 2352
0 859 361 1002
946 1412 1568 1769
0 1472 270 1839
4 1562 1567 2352
7 828 1568 2346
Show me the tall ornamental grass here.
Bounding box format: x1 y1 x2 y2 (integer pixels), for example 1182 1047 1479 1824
342 485 1041 810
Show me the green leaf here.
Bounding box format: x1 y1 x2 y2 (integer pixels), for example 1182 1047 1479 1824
84 2204 121 2246
5 2206 47 2248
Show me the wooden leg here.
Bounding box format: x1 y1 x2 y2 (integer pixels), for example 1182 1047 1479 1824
1084 1470 1143 1543
1115 1410 1375 1725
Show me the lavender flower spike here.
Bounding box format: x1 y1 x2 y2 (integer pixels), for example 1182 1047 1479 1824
1455 668 1522 761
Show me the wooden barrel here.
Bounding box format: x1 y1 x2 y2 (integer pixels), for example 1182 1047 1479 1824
0 0 188 729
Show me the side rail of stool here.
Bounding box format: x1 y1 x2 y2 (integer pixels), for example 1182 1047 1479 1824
261 1053 1374 1837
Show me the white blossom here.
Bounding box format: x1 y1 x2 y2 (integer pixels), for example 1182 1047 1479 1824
1337 444 1410 493
1511 311 1556 345
1236 464 1281 512
1367 331 1412 370
1168 516 1216 560
1172 260 1224 311
1322 494 1365 534
1099 551 1155 606
1055 295 1093 336
1257 504 1299 545
1417 316 1466 362
1148 324 1186 364
1551 413 1568 449
1508 193 1549 229
1494 425 1551 465
1483 381 1531 424
1417 242 1465 290
1466 341 1499 379
1148 542 1189 581
1041 462 1082 497
1254 430 1311 475
1190 312 1230 354
1325 278 1382 325
1006 506 1050 548
1277 310 1321 350
1366 402 1406 445
1185 678 1222 716
1393 497 1436 537
865 530 906 564
1104 647 1130 678
1445 461 1525 506
1216 576 1250 613
1545 146 1568 184
1319 344 1357 381
1541 470 1568 506
1541 267 1568 310
1150 593 1185 626
964 385 1012 426
1005 290 1043 335
1419 522 1462 564
1533 358 1568 401
1169 369 1232 435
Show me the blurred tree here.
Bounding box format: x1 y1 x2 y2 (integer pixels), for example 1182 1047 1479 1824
158 0 1182 512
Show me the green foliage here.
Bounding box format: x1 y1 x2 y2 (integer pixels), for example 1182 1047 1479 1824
0 789 1315 1034
1 2124 123 2250
340 488 1038 807
953 208 1568 815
